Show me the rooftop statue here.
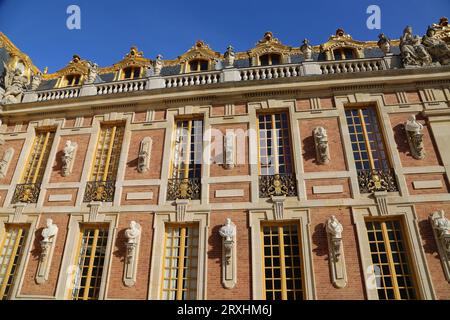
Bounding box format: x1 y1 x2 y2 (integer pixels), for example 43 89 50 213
0 67 28 105
400 26 433 67
422 26 450 65
30 71 43 90
85 61 98 84
300 39 313 60
153 54 163 76
377 33 391 54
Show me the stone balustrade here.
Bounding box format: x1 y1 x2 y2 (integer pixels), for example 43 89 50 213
19 56 398 104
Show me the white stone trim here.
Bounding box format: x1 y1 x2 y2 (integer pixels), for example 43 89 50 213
351 204 436 300
412 180 443 190
54 213 118 300
215 189 244 198
48 194 73 202
249 208 316 300
312 185 344 194
125 192 153 200
148 209 209 300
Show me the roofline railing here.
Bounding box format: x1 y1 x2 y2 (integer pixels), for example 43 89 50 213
21 55 401 104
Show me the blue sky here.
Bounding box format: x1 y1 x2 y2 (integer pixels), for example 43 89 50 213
0 0 448 72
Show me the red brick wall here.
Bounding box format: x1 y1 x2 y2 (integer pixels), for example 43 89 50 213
124 129 165 180
309 207 366 299
413 203 450 300
384 93 399 105
210 123 250 177
107 213 153 299
207 210 251 299
43 188 78 206
0 139 25 185
49 134 91 183
209 182 251 203
405 173 449 195
300 118 347 172
390 113 441 167
305 178 351 200
20 213 70 297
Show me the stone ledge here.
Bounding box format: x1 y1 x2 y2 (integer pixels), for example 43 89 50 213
412 180 443 189
312 185 344 194
126 192 154 200
215 189 245 198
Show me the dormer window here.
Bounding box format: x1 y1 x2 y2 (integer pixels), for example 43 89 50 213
61 74 81 87
332 48 356 60
259 53 281 66
188 59 209 72
121 66 142 80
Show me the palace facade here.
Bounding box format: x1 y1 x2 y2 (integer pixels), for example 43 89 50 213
0 17 450 300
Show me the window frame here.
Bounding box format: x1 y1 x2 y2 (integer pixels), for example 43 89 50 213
58 74 82 88
249 208 315 300
260 221 305 300
259 53 282 66
256 111 294 176
332 47 356 60
119 66 142 80
187 59 210 73
160 222 199 300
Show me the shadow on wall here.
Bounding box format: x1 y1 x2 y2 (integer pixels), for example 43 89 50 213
311 223 329 261
113 228 127 263
31 227 44 260
417 219 440 260
127 157 139 172
53 150 64 174
302 135 317 164
392 123 411 157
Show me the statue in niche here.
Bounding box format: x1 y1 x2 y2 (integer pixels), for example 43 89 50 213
400 26 433 67
41 218 58 259
431 210 450 255
62 140 77 176
224 45 235 68
326 215 343 239
153 54 163 76
219 218 236 265
422 26 450 65
313 126 330 164
125 221 141 245
0 67 28 105
377 33 391 54
85 61 98 84
405 115 425 159
300 38 313 60
30 71 43 90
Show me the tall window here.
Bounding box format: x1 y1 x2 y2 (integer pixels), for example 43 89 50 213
0 225 28 300
366 219 418 300
62 74 81 87
21 129 56 186
188 59 209 72
90 123 125 182
258 112 293 175
261 222 303 300
345 107 389 172
170 119 203 180
333 48 356 60
260 53 281 66
161 224 199 300
121 66 141 80
71 225 109 300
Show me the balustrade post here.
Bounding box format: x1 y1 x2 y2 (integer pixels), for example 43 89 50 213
221 68 241 82
22 91 38 103
146 76 165 90
79 84 97 97
302 61 322 75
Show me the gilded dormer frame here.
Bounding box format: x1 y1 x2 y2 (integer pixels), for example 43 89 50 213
240 32 295 66
44 55 88 88
99 46 151 80
320 29 367 61
165 40 221 73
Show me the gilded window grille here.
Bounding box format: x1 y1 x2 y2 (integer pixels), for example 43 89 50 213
70 225 109 300
84 123 125 202
12 129 55 203
257 112 297 197
345 107 398 193
167 119 203 200
261 222 304 300
161 224 199 300
0 224 28 300
366 219 418 300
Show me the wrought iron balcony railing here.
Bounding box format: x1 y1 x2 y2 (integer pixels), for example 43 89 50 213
167 178 201 201
357 169 399 193
12 183 41 203
259 173 298 198
83 180 116 202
